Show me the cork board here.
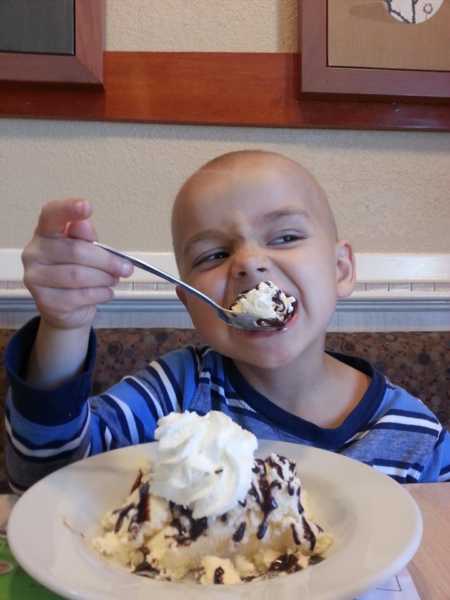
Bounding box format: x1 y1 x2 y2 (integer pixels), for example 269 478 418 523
300 0 450 99
328 0 450 71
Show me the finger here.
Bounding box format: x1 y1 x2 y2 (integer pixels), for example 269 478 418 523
32 237 133 278
27 264 119 290
36 199 92 238
65 219 98 242
36 286 115 315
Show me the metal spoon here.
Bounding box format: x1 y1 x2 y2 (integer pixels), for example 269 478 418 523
93 241 278 331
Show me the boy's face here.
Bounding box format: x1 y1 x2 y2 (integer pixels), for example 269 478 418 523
172 154 355 370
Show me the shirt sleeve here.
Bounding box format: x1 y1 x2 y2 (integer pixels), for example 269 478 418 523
4 318 198 492
420 427 450 483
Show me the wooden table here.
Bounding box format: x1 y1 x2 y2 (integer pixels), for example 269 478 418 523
407 484 450 600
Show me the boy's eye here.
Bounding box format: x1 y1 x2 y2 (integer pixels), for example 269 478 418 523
192 250 229 267
268 233 303 246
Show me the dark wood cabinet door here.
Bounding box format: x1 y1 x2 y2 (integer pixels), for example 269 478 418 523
0 0 105 85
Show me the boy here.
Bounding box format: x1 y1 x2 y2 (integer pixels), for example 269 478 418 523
5 150 450 492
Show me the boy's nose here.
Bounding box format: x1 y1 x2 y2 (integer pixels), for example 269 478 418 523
236 266 267 278
230 247 269 279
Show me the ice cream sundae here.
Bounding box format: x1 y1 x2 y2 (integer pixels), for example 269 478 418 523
92 411 331 585
229 281 296 328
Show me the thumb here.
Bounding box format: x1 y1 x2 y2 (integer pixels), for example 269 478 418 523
36 198 92 238
65 219 98 242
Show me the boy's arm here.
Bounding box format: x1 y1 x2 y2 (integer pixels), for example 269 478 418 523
4 317 97 492
26 319 91 389
5 324 195 492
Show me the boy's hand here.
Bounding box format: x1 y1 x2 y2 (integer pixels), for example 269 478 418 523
22 199 133 331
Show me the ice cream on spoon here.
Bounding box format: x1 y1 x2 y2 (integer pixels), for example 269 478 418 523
229 281 297 329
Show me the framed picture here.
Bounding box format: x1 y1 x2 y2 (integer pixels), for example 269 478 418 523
300 0 450 99
0 0 105 85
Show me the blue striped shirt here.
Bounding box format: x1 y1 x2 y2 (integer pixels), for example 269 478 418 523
5 318 450 491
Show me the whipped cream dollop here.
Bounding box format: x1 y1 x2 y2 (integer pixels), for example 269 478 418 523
151 411 257 519
229 281 296 324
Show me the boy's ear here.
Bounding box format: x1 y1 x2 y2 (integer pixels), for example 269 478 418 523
335 240 356 299
175 285 188 307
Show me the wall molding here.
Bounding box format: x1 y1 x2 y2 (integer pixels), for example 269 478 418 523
1 249 449 331
1 52 450 131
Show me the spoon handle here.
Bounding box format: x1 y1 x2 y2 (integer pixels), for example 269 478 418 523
93 241 224 313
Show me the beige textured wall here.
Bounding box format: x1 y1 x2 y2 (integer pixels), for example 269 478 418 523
1 0 449 253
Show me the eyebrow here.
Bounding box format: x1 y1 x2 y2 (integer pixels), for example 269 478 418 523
183 229 226 255
259 208 312 224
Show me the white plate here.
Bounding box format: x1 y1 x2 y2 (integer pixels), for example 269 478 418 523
7 441 422 600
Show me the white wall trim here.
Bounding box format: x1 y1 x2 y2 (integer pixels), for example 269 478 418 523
1 249 449 331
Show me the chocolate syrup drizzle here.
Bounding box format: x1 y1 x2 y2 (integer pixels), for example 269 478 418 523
130 469 144 494
113 503 133 533
250 454 305 541
291 523 301 545
232 521 246 543
112 481 150 534
169 502 208 545
301 515 317 552
136 482 150 524
250 458 280 539
214 566 225 584
112 453 323 584
269 553 302 574
134 560 160 576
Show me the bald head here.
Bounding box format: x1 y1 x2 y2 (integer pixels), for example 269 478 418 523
171 150 338 270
